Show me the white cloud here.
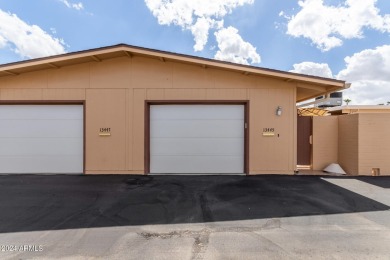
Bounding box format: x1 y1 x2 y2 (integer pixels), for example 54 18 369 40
337 45 390 81
290 62 333 78
145 0 254 30
337 45 390 105
59 0 84 11
144 0 261 64
286 0 390 51
291 45 390 105
0 35 7 48
214 26 260 65
191 17 222 51
341 80 390 105
0 9 66 59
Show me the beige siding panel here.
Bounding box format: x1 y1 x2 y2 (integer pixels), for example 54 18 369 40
147 89 165 100
132 56 172 89
164 89 207 100
312 116 338 170
0 70 47 89
0 89 42 100
42 89 86 100
358 114 390 175
90 57 131 89
248 88 294 173
290 88 297 170
257 77 292 89
251 170 293 175
206 89 247 100
212 69 257 89
85 170 144 174
267 88 293 171
126 89 133 170
338 114 359 175
48 63 90 89
132 89 146 170
292 87 298 171
249 88 270 172
0 76 9 89
85 89 127 171
172 63 211 89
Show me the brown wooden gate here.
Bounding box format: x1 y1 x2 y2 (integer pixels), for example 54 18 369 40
297 116 312 166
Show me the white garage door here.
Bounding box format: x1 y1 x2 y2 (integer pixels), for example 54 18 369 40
0 105 83 174
150 105 245 174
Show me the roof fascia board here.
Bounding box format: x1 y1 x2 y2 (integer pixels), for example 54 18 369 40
0 44 346 88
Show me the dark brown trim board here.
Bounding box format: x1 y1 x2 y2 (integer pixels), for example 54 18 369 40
0 100 86 174
0 100 85 105
144 100 250 175
244 100 250 174
82 101 86 174
144 101 150 175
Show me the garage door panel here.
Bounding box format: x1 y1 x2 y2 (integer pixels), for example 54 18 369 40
0 120 82 138
151 105 244 120
0 105 83 174
0 138 83 156
0 156 83 173
0 106 83 120
151 120 244 138
150 104 245 174
151 138 244 156
150 155 243 173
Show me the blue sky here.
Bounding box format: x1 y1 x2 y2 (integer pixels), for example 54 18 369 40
0 0 389 104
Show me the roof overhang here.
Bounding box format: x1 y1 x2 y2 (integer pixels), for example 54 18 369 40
0 44 347 101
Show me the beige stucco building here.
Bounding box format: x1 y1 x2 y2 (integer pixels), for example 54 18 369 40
0 44 347 175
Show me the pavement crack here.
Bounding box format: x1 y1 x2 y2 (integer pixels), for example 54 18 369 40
137 229 211 260
213 218 282 233
191 230 210 260
136 220 281 260
138 230 191 240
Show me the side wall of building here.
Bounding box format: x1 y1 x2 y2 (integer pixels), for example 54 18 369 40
0 56 297 174
338 114 359 175
358 113 390 175
312 116 338 171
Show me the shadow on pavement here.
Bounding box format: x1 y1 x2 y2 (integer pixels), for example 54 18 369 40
356 176 390 189
0 175 388 233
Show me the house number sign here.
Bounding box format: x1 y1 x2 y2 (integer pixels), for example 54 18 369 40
99 127 111 136
262 127 275 137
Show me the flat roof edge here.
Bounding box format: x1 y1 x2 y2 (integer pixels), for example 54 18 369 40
328 105 390 111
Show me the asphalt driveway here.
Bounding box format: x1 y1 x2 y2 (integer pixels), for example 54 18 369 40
0 175 389 259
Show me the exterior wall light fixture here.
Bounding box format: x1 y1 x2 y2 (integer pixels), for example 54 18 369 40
276 106 282 116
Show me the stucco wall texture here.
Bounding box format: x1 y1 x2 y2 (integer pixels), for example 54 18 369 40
313 114 390 176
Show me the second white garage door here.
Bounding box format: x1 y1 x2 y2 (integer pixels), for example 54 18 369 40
0 105 83 174
150 105 245 174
